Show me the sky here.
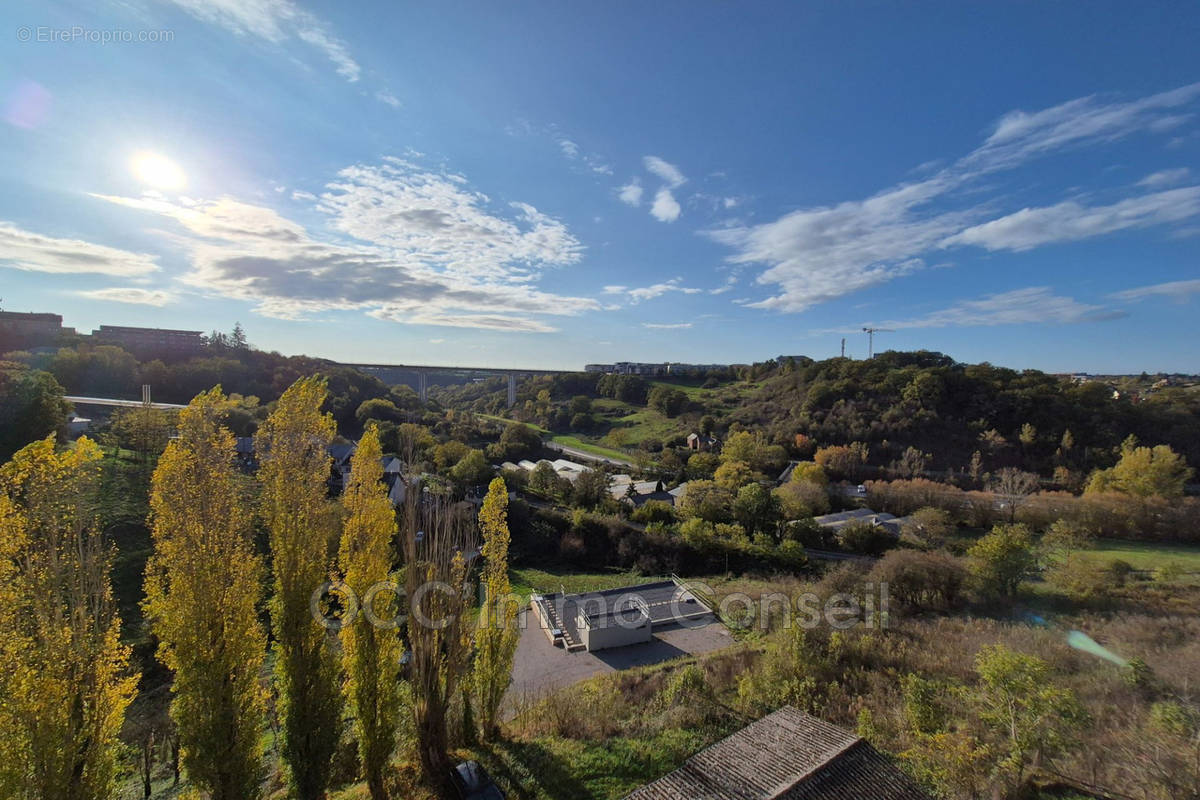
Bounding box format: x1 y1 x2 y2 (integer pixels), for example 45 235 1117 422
2 1 1198 373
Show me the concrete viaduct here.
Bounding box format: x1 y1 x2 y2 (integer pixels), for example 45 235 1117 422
341 362 581 406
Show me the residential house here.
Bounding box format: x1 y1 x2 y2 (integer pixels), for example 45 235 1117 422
686 432 719 452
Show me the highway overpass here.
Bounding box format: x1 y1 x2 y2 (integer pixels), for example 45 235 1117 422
341 362 582 405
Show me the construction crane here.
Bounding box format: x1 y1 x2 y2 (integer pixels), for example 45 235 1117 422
862 327 894 359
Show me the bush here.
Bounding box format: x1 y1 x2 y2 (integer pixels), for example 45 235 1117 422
870 550 966 610
837 521 894 556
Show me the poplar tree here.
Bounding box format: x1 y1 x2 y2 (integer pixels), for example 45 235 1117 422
256 376 342 799
0 436 137 800
145 389 267 800
339 426 401 800
472 477 520 741
402 489 477 795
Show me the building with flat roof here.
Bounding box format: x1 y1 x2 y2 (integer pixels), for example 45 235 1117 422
0 311 70 350
91 325 205 358
530 579 715 652
623 706 930 800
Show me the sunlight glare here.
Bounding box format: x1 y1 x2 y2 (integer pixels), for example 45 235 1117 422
130 151 187 191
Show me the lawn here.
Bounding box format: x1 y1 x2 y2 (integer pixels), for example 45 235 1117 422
1077 538 1200 574
508 566 668 602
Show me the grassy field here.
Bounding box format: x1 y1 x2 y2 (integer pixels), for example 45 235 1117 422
547 435 634 463
1077 538 1200 574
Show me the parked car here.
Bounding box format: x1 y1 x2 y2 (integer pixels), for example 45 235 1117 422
450 760 505 800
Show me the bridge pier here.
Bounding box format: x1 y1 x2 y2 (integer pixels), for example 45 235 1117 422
507 373 517 407
417 370 428 404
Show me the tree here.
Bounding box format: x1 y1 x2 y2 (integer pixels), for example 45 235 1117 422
571 469 611 510
1039 518 1093 567
450 449 492 490
1085 439 1192 498
145 389 267 800
569 395 592 415
230 321 249 350
401 490 478 795
722 430 789 474
814 442 869 480
902 506 954 548
974 645 1085 786
255 376 342 800
0 363 70 461
714 459 757 489
789 461 828 487
339 426 401 800
991 467 1040 521
473 478 520 742
774 480 830 519
528 461 563 497
699 414 716 435
110 406 177 463
0 437 137 800
648 385 687 417
732 482 781 537
967 523 1037 598
677 479 735 523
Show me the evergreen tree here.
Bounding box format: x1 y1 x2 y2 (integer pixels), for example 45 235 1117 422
145 389 267 800
256 376 342 800
339 426 401 800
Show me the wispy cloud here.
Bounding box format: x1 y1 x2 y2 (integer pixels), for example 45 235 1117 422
857 287 1123 330
643 156 686 188
707 83 1200 312
942 187 1200 252
0 221 159 276
608 278 702 303
618 179 643 207
375 89 402 108
162 0 361 81
642 322 692 329
92 157 599 332
78 287 175 306
1110 278 1200 302
1138 167 1190 187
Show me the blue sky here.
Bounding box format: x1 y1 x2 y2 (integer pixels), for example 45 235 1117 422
2 1 1198 372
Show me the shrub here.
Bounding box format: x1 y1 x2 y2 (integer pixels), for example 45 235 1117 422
837 521 893 556
870 550 966 611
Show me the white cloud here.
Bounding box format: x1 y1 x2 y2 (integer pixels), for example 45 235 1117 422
0 221 159 276
375 89 402 108
559 139 580 158
1138 167 1190 187
861 287 1122 330
618 180 643 207
708 84 1200 312
943 187 1200 252
650 188 682 223
610 278 702 303
92 158 599 332
162 0 361 81
643 156 686 188
429 338 445 343
642 322 692 329
78 287 175 306
1109 278 1200 302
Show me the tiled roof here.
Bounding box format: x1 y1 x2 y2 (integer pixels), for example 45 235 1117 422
623 706 929 800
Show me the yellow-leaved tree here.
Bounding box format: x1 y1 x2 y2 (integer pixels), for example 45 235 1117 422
472 476 520 742
144 389 267 800
255 376 342 800
0 436 137 800
339 425 402 800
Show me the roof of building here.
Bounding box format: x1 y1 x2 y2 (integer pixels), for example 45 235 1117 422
623 706 930 800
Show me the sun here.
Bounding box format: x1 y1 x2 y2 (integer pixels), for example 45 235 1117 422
130 151 187 191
